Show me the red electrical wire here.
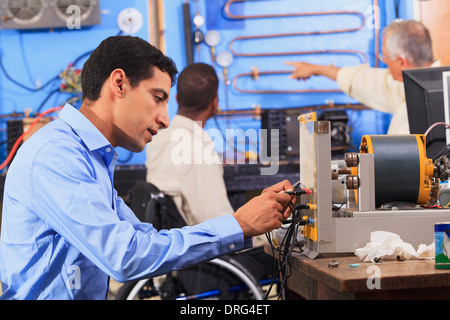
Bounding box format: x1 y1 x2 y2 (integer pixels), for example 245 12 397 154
0 106 63 171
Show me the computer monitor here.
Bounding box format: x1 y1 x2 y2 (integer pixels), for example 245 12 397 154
403 66 450 159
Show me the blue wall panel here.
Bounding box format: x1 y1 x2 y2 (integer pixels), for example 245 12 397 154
0 0 414 169
0 0 149 167
163 0 414 158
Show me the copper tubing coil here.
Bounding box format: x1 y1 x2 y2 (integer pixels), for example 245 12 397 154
228 21 367 57
224 0 366 23
222 0 380 94
232 69 342 94
229 49 368 63
230 50 368 94
224 0 379 64
224 2 366 58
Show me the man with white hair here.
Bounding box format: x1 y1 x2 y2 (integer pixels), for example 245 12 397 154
285 20 440 135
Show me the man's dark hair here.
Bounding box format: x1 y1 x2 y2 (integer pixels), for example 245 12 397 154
176 63 218 113
81 36 178 102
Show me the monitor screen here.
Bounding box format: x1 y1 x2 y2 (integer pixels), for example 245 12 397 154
403 66 450 159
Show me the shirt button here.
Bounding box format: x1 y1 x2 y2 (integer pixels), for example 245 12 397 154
105 147 111 153
229 243 235 250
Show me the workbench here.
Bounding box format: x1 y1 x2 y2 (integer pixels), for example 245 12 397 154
265 245 450 299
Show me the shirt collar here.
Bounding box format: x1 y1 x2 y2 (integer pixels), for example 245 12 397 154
172 114 203 131
58 104 112 152
431 59 442 67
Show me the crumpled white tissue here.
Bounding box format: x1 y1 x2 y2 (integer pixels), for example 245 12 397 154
355 231 434 262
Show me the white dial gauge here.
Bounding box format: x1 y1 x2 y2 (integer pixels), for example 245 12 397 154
216 51 233 68
117 8 143 34
193 14 204 28
204 30 221 47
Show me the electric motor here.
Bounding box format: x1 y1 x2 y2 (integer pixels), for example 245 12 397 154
359 134 434 207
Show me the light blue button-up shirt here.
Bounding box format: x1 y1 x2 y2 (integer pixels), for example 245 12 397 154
0 104 249 300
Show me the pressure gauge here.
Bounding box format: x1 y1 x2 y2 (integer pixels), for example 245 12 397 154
193 14 204 28
117 8 144 34
216 51 233 68
204 30 221 47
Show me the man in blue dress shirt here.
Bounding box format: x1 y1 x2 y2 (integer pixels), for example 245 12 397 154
0 36 294 299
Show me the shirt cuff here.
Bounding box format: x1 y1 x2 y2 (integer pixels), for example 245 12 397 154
209 214 253 252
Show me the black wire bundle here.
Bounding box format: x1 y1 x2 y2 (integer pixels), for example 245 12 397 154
0 30 124 113
263 182 310 300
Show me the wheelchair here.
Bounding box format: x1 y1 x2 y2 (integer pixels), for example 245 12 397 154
114 182 277 300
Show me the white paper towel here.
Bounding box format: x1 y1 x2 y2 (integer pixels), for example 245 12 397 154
355 231 434 262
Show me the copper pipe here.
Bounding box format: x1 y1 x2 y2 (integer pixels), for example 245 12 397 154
229 48 368 63
300 103 369 112
232 69 341 94
216 109 260 117
229 26 367 57
215 103 369 117
225 0 377 66
228 26 362 55
225 3 366 59
373 0 380 67
0 111 24 118
224 0 366 24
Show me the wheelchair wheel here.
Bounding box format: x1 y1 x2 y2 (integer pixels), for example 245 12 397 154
115 257 265 300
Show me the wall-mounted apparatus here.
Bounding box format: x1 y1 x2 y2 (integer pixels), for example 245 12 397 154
0 0 101 30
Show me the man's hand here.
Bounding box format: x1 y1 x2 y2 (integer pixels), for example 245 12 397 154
284 61 317 81
232 180 295 239
284 61 340 82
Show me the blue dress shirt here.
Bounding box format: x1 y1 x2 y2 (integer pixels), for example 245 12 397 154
0 104 249 300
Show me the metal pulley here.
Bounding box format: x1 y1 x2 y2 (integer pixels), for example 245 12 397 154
345 175 359 190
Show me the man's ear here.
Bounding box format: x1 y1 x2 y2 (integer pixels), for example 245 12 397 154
211 95 219 115
397 55 411 69
109 69 127 98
